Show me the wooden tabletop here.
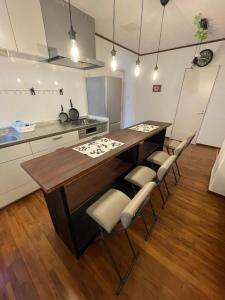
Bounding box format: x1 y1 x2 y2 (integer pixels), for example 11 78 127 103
21 121 171 193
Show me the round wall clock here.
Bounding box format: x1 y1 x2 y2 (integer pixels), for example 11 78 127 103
193 49 214 67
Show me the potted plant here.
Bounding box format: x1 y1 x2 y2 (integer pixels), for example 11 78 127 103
194 14 208 42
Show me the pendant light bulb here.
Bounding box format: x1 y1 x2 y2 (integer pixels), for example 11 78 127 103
111 48 117 72
70 38 79 63
135 59 141 77
153 65 158 81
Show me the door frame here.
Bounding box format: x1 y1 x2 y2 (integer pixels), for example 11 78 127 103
170 65 220 143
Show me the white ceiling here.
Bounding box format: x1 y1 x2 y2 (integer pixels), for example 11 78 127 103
71 0 225 54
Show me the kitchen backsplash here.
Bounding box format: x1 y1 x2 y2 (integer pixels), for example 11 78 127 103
0 56 88 128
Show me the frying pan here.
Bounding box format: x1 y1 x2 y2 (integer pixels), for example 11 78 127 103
68 99 79 121
59 105 69 123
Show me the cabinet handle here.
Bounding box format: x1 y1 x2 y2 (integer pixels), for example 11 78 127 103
52 136 63 141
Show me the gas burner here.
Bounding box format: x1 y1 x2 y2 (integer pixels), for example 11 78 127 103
71 118 99 126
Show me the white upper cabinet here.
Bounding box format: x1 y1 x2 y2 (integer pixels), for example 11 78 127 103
6 0 48 57
0 0 17 50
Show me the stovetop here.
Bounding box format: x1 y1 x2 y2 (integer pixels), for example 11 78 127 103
70 118 100 126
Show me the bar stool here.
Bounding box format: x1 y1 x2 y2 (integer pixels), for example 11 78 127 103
125 155 177 208
147 140 187 183
164 132 196 154
86 182 156 294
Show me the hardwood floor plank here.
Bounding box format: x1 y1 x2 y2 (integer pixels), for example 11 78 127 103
1 144 225 299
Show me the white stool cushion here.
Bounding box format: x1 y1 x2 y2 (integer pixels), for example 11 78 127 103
164 139 180 150
86 189 130 233
121 182 156 229
125 166 156 188
147 151 170 166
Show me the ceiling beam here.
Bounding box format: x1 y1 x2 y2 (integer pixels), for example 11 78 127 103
95 33 138 55
141 37 225 56
95 33 225 57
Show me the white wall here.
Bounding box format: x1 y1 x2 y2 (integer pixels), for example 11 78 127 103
0 56 87 127
94 36 225 147
140 41 225 147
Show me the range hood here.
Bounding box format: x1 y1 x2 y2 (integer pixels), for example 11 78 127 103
40 0 104 70
47 47 104 70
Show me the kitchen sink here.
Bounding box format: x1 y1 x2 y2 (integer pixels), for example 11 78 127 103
0 134 18 144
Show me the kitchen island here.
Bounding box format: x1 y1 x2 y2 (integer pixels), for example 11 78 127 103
21 120 171 258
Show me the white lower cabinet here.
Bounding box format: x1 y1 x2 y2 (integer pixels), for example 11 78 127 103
0 155 34 194
0 150 39 208
0 179 39 208
0 130 79 208
0 142 32 164
30 131 79 154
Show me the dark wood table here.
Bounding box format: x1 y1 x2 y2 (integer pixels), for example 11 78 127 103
22 120 171 258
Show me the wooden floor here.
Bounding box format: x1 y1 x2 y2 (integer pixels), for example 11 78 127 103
1 144 225 300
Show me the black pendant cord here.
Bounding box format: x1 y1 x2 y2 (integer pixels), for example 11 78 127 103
68 0 73 28
137 0 144 61
112 0 116 51
155 5 165 67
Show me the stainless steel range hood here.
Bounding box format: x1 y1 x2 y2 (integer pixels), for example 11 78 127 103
47 48 104 70
40 0 104 70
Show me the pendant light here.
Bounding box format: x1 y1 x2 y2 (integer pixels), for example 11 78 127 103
153 0 170 81
68 0 79 62
111 0 117 72
134 0 144 77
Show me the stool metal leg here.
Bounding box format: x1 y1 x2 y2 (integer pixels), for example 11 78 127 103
113 229 139 295
175 161 181 178
140 212 150 240
100 226 139 295
99 228 123 284
158 185 166 208
124 229 138 259
163 179 170 196
149 199 158 221
172 166 178 184
144 199 158 240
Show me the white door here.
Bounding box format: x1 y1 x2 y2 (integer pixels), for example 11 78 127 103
171 66 219 142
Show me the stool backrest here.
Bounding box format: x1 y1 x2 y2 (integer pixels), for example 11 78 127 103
157 155 177 182
121 182 156 229
174 140 187 156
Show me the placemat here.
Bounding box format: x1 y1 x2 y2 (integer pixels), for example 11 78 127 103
129 124 159 133
73 138 124 158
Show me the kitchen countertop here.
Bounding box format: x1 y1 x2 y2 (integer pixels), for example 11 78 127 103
0 119 107 149
21 121 171 193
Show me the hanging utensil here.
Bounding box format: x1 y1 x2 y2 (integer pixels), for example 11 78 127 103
68 99 79 121
59 105 69 123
